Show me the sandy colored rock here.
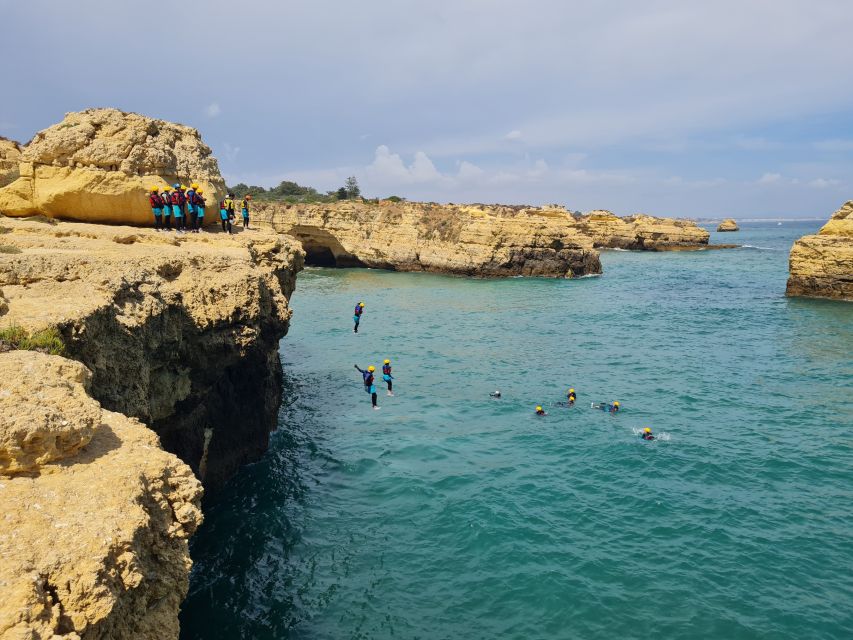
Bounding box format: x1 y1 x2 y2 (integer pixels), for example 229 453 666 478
0 138 22 189
573 210 710 249
717 218 739 232
253 200 602 277
786 201 853 300
0 351 202 640
0 109 225 225
0 352 97 475
0 217 304 487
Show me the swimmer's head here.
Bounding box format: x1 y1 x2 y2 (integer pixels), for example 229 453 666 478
367 365 375 372
613 401 620 406
644 427 652 433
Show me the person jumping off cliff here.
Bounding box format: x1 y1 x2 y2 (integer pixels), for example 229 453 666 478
354 364 380 409
353 301 365 333
382 359 394 396
148 187 164 230
241 194 252 229
161 187 172 230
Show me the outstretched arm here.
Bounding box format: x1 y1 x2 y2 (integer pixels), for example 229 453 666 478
354 364 364 373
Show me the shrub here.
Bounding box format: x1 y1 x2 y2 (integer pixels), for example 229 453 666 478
0 324 66 356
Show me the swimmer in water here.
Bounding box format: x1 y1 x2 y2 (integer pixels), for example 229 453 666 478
591 400 620 413
535 405 547 416
567 388 576 406
641 427 655 440
490 390 502 398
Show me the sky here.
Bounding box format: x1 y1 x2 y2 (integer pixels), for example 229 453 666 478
3 0 853 217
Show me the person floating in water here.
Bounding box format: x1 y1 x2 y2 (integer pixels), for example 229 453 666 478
382 359 394 396
567 388 576 406
490 390 502 398
592 400 620 413
354 364 379 410
641 427 655 440
353 301 365 333
535 405 547 416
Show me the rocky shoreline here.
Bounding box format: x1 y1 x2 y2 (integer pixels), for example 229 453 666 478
786 201 853 301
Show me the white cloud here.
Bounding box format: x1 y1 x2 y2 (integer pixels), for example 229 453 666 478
205 102 221 118
757 172 782 184
505 130 523 142
808 178 840 188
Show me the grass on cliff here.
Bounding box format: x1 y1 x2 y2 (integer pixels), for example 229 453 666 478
0 325 66 356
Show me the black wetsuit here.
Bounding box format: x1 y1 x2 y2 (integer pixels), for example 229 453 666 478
354 365 378 407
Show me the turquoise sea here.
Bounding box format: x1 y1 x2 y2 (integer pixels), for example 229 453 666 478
180 221 853 639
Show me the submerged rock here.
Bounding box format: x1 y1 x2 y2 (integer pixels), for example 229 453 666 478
0 351 203 640
786 201 853 301
717 218 739 232
0 108 226 225
253 200 601 277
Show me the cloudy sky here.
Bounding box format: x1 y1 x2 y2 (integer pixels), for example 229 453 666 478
3 0 853 217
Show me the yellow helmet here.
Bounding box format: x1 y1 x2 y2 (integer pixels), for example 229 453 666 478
614 401 620 406
181 184 188 190
569 388 575 393
367 365 375 372
536 406 543 411
644 427 652 433
196 187 204 194
149 186 159 193
383 359 390 364
161 186 171 192
359 302 365 307
190 182 199 189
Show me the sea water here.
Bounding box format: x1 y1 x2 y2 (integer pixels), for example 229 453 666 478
181 222 853 639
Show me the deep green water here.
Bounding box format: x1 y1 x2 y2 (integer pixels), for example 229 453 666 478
181 221 853 639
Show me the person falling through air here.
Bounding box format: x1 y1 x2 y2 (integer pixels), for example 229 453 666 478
353 301 365 333
354 364 380 410
382 359 394 396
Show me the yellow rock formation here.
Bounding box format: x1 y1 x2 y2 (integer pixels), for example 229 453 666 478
574 210 711 249
0 138 21 188
252 200 602 277
717 218 739 232
0 351 202 640
786 201 853 300
0 109 225 225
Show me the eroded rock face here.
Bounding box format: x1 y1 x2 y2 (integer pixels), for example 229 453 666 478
0 217 304 488
717 218 739 232
786 201 853 301
0 109 225 224
0 137 22 188
253 201 602 277
573 210 710 249
0 351 203 640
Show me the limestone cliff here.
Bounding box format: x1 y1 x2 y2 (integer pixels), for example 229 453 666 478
0 351 203 640
786 201 853 301
572 210 710 250
0 138 21 188
253 201 601 277
717 218 739 232
0 109 225 225
0 217 304 488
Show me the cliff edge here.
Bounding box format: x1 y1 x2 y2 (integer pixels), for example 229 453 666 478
786 201 853 301
0 351 203 640
0 217 304 487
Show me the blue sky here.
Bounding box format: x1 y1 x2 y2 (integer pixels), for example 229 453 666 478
3 0 853 217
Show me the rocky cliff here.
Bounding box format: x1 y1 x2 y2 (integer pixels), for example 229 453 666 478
0 351 203 640
0 217 304 487
0 109 225 225
717 218 739 232
253 200 601 277
0 137 21 188
572 210 711 249
786 201 853 301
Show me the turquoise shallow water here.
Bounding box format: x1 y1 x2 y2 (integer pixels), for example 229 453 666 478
181 221 853 639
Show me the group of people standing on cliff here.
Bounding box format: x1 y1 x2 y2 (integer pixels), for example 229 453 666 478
147 185 252 234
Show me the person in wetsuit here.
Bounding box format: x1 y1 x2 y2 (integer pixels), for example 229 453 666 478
382 359 394 396
591 400 620 413
535 405 547 416
353 302 365 333
567 388 576 406
641 427 655 440
148 187 164 230
490 390 502 399
354 364 379 409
